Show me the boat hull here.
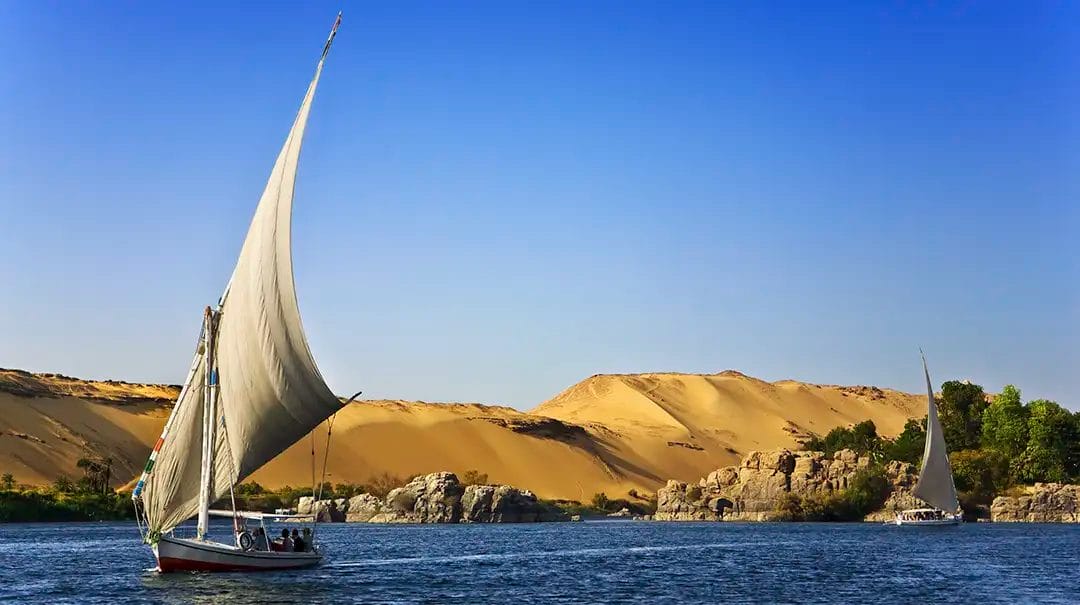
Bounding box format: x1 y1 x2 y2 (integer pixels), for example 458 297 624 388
153 535 322 572
893 513 962 526
894 517 961 526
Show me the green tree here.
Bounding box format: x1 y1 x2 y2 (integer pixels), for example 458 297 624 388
809 420 884 459
938 380 987 450
333 483 360 498
981 385 1028 461
849 421 883 459
0 473 14 491
1073 411 1080 479
884 418 926 465
843 465 891 514
772 466 888 522
1015 400 1076 483
236 482 266 496
52 475 75 493
75 457 112 495
591 492 610 511
951 449 1008 505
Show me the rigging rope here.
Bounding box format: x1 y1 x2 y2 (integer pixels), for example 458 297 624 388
311 413 336 542
311 390 360 544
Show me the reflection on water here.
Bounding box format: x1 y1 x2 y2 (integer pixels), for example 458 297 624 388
1 521 1078 603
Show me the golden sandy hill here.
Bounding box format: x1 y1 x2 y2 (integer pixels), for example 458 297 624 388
531 371 924 493
0 368 924 501
0 369 176 488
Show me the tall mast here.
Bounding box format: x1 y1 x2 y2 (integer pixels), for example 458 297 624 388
196 307 220 539
133 13 347 539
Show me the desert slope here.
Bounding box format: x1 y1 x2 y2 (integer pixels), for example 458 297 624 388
0 370 175 487
531 371 924 490
0 368 924 500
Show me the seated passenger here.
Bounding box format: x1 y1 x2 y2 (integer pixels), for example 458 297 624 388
252 526 269 551
272 528 292 552
291 528 305 552
302 528 313 552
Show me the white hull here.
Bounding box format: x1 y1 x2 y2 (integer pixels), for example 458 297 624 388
893 512 962 526
153 535 321 573
894 517 961 526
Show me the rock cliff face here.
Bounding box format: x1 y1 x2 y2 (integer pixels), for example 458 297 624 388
300 472 565 524
861 461 922 522
991 483 1080 523
655 449 905 521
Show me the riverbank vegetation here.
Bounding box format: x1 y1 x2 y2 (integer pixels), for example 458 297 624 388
543 490 658 518
0 461 134 522
803 380 1080 512
773 466 891 522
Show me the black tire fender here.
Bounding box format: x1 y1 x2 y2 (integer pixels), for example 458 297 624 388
236 530 255 551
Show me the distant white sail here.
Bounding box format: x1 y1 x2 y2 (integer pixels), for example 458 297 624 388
139 37 343 535
912 353 960 513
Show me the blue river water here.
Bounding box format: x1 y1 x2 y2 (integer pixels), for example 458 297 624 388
0 521 1077 603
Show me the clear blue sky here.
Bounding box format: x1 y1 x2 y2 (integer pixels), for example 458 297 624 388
1 2 1076 410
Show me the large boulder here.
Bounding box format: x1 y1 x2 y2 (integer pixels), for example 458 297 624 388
352 472 566 523
459 484 560 522
460 484 496 521
369 472 464 523
991 483 1080 523
654 480 724 521
490 485 552 522
315 499 346 522
345 494 384 522
296 496 345 522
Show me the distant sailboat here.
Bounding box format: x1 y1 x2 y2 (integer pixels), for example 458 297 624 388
131 14 349 571
895 352 962 526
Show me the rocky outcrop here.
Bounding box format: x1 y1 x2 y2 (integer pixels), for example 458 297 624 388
655 449 880 521
372 472 465 523
297 496 346 522
304 472 565 524
345 494 384 522
458 484 556 522
991 483 1080 523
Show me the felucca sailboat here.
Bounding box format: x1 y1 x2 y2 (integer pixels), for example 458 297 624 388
895 352 962 525
131 14 349 571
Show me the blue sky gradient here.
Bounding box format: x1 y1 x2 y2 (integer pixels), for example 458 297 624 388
1 2 1076 409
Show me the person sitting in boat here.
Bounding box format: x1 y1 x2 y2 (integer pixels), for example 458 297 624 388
302 528 313 552
271 528 293 552
291 529 305 552
252 526 269 551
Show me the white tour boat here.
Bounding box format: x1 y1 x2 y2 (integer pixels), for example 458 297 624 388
895 353 962 526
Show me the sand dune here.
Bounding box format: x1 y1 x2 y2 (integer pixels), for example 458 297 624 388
0 368 924 500
531 371 924 492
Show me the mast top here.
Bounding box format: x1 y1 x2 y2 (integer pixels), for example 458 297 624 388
321 12 343 60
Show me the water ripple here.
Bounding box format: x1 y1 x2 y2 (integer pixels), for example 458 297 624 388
0 521 1077 603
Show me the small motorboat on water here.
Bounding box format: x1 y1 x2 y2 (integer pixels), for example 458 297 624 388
130 14 353 573
154 512 321 572
894 352 962 527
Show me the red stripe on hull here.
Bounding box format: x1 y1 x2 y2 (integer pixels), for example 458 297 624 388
157 556 320 573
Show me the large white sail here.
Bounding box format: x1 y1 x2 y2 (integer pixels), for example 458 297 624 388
137 17 344 535
911 354 960 513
